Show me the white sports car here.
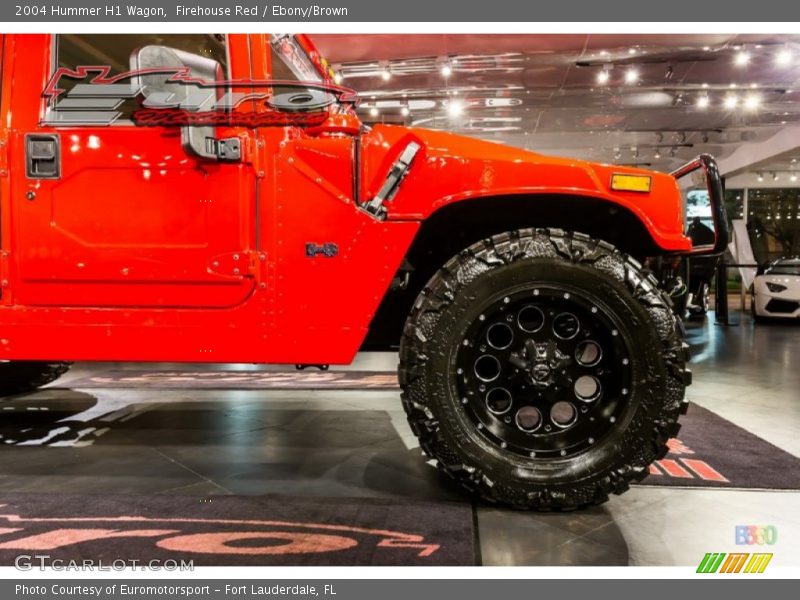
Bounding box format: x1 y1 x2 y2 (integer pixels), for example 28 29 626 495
752 257 800 320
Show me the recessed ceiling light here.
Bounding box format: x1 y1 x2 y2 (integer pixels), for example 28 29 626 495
724 95 738 109
776 49 792 65
744 94 761 110
447 99 464 117
441 63 452 77
729 83 737 89
701 83 709 88
697 95 710 109
735 51 750 66
791 174 798 182
597 70 610 84
625 69 639 84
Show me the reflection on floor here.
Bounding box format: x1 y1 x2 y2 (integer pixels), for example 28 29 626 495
0 311 798 566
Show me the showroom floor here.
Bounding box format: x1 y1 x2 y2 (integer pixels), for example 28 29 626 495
1 310 798 566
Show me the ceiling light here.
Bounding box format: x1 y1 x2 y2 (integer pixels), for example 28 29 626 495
447 99 464 117
724 95 738 109
333 72 343 85
440 63 452 77
625 69 639 84
696 95 710 109
400 106 410 117
628 48 637 55
703 46 711 51
369 106 379 117
757 173 764 182
744 94 761 110
729 83 737 89
791 174 798 182
773 172 780 181
654 149 661 159
381 67 391 81
776 49 792 66
735 51 750 66
701 82 709 88
597 70 610 84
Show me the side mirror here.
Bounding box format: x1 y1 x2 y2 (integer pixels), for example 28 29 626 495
130 45 237 161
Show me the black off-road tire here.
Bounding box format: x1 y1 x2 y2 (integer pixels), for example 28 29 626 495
398 229 690 510
0 361 71 398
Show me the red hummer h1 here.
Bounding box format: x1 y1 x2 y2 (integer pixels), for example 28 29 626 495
0 34 727 509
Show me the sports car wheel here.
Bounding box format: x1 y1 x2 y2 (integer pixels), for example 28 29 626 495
0 361 71 398
399 229 690 510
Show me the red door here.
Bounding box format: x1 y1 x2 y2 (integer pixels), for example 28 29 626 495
8 34 257 309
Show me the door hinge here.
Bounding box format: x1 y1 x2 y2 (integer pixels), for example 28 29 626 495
207 251 267 279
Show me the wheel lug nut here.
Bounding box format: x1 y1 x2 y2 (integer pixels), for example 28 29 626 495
560 450 567 456
500 442 507 449
479 385 486 392
544 425 552 432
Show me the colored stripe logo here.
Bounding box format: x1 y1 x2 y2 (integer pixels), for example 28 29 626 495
697 552 772 573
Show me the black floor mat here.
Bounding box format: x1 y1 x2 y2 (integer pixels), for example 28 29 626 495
0 493 475 566
637 402 800 490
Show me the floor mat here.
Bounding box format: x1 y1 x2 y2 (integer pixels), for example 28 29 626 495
64 369 400 390
637 402 800 490
0 493 475 566
55 370 800 491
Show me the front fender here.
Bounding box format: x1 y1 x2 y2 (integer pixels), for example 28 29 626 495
360 125 690 252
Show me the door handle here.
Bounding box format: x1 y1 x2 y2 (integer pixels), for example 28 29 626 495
26 134 61 179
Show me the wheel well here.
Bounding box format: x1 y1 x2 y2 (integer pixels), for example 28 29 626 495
362 194 665 351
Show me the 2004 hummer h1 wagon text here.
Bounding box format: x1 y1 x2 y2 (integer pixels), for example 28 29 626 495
0 33 728 510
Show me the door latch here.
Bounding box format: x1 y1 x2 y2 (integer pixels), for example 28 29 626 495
205 137 241 161
26 134 60 179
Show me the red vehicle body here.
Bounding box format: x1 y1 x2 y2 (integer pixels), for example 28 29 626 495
0 33 708 364
0 33 728 510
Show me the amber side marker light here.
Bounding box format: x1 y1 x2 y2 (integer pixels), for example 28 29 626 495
611 174 652 193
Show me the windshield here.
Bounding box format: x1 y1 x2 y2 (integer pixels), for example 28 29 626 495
766 259 800 276
269 34 322 83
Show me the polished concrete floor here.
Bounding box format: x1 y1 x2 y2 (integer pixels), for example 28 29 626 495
0 310 798 566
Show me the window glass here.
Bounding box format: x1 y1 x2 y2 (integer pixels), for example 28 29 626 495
53 34 227 122
746 188 800 263
269 34 321 83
